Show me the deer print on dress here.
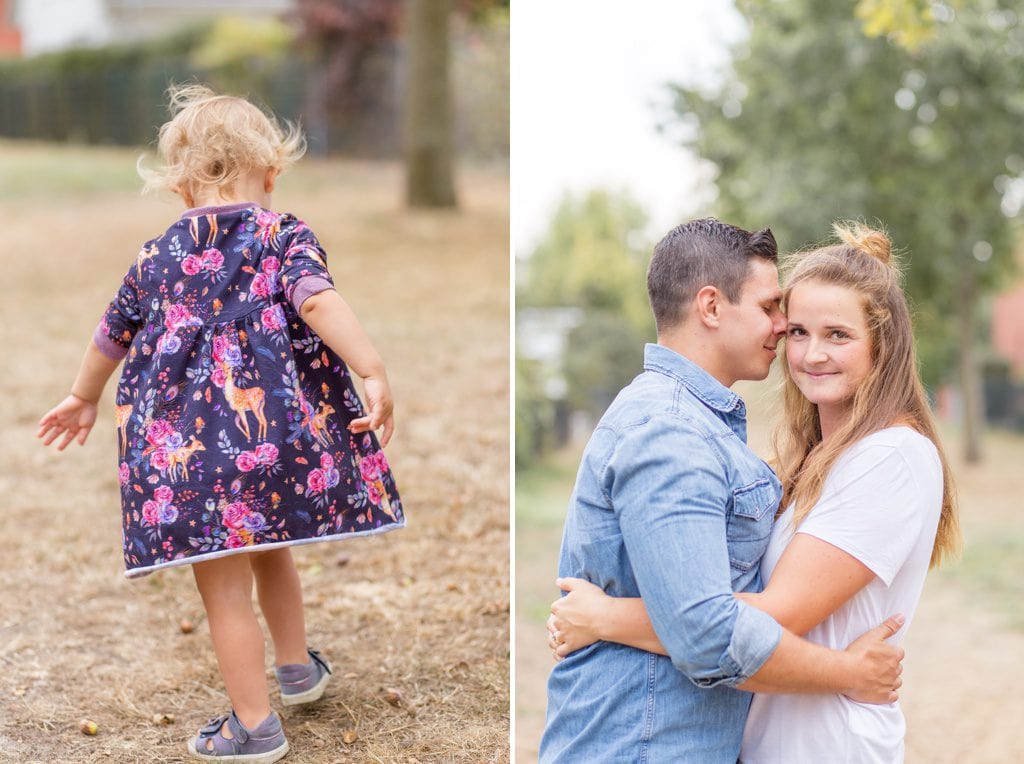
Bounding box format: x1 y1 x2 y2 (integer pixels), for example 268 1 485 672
135 243 160 278
115 404 133 457
221 362 268 442
305 402 335 447
189 213 219 247
167 436 206 481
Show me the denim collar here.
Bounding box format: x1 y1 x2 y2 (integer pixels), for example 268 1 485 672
643 343 745 417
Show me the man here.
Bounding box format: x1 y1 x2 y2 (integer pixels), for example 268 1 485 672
539 219 903 762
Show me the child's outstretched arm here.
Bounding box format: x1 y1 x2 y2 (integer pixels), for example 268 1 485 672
38 341 121 451
299 290 395 446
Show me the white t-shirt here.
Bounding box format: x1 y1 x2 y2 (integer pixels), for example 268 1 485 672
740 427 943 764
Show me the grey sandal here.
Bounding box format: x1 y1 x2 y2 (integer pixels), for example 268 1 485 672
275 648 332 706
187 710 289 762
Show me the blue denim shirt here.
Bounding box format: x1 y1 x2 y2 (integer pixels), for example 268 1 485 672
540 344 783 763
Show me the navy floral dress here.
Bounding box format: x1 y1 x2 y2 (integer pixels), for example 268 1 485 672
95 202 403 578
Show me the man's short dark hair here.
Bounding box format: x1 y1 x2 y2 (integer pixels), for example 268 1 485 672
647 218 777 332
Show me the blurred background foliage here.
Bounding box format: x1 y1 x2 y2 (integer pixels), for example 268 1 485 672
516 0 1024 468
0 0 508 160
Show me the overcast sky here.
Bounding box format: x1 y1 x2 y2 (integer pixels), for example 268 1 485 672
512 1 745 256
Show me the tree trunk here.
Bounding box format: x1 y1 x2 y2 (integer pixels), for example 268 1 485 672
404 0 457 208
956 256 984 463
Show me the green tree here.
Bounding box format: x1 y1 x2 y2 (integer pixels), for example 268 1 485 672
517 189 656 448
519 189 653 333
669 0 1023 462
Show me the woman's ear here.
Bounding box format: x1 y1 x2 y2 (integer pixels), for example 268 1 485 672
694 285 723 328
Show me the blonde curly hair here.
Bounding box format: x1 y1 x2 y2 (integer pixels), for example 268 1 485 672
138 83 306 198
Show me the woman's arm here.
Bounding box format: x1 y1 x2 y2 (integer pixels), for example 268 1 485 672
549 535 876 657
739 534 876 636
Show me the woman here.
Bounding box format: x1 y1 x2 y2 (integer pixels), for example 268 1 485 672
546 223 960 763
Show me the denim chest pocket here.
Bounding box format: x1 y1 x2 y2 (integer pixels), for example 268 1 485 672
725 479 776 571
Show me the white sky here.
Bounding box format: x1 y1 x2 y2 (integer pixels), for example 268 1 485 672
511 1 745 257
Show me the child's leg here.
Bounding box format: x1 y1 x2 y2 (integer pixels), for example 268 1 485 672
192 554 271 732
249 547 309 666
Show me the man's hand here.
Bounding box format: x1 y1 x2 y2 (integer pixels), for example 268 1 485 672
843 614 906 704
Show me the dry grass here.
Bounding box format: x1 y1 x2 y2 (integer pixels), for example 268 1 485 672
516 378 1024 763
0 142 509 763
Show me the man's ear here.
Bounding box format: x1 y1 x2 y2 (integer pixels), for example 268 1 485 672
694 285 723 328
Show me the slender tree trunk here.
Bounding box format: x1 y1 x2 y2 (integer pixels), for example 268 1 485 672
404 0 457 207
957 255 984 463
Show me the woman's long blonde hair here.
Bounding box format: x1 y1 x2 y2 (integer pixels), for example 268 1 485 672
774 222 960 568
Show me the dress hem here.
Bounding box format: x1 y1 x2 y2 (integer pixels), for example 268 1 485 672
123 518 406 579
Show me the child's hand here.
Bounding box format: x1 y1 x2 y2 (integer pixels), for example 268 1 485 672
349 375 395 447
38 394 98 451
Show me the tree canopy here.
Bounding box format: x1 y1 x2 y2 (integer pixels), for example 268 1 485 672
669 0 1024 459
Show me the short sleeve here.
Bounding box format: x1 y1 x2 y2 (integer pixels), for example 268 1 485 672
797 437 940 585
93 266 143 361
279 220 336 312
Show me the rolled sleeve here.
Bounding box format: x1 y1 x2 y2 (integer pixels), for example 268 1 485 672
280 222 336 313
96 269 143 360
608 415 781 687
691 600 781 688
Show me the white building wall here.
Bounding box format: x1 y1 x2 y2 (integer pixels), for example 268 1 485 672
15 0 293 56
15 0 112 55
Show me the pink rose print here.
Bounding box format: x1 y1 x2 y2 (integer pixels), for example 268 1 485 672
142 500 159 525
367 482 383 507
251 273 272 298
154 485 174 504
223 502 250 530
235 451 257 472
307 468 327 494
260 305 284 332
181 255 201 275
211 366 227 388
320 453 334 469
225 532 247 549
150 448 170 471
201 248 224 271
147 419 174 446
359 454 383 483
255 443 279 465
165 303 191 329
212 335 227 361
118 463 130 486
254 210 282 245
262 256 280 274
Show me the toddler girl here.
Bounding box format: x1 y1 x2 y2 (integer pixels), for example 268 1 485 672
37 84 404 762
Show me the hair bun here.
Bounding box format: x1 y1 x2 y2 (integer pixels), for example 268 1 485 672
832 222 892 264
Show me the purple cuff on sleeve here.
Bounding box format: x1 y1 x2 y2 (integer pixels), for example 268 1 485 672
93 323 130 361
291 275 335 313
